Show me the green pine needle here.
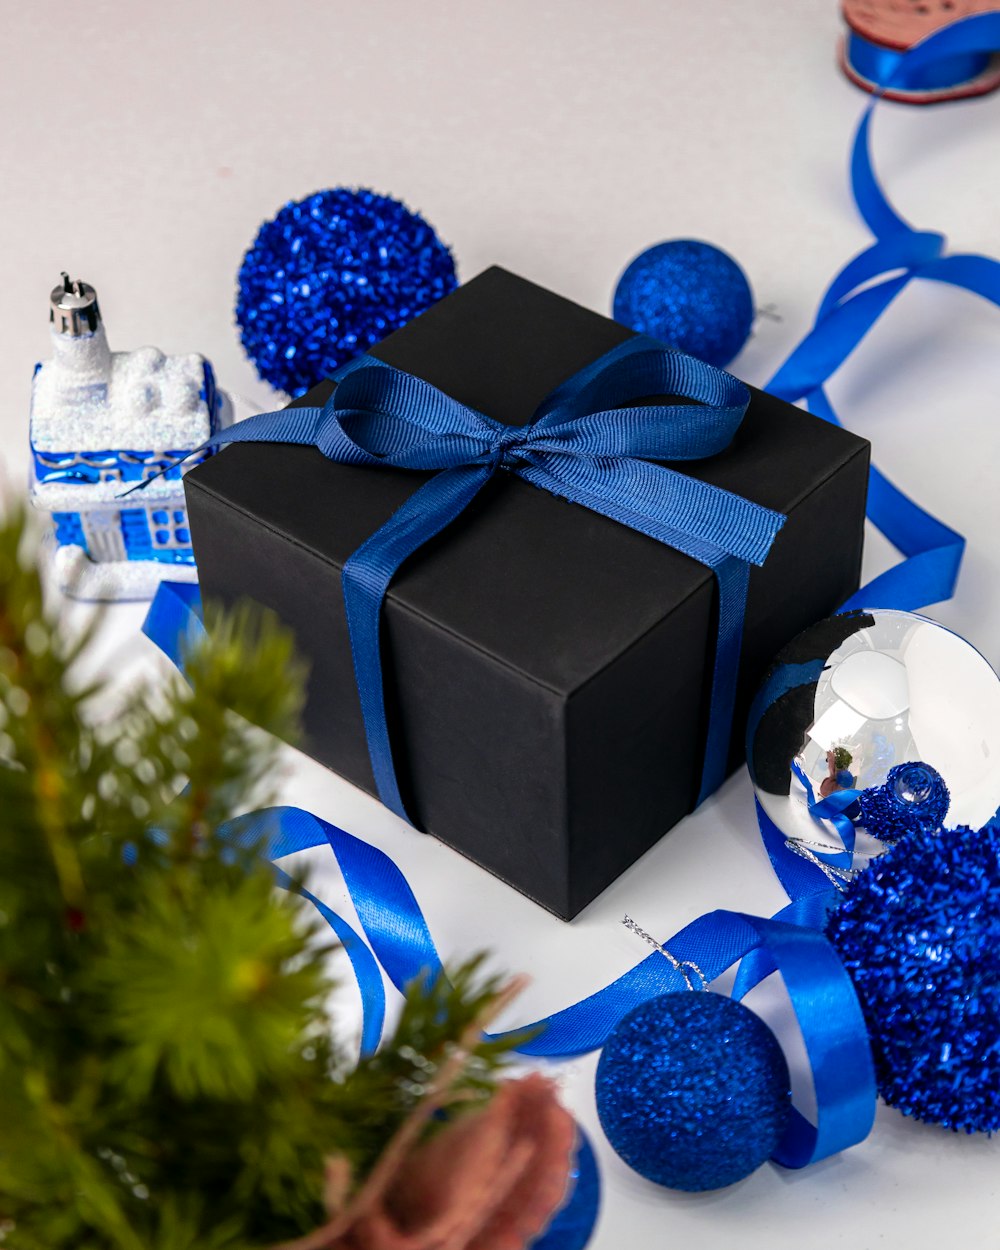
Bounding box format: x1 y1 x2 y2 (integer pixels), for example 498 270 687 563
0 504 526 1250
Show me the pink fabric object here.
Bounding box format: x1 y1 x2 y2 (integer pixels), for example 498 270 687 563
328 1074 576 1250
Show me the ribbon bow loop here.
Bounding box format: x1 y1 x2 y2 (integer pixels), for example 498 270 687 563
531 342 750 455
316 359 504 471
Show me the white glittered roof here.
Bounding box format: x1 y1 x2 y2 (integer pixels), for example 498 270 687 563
31 345 213 453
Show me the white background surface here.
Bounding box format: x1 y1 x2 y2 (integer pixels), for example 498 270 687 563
5 2 1000 1246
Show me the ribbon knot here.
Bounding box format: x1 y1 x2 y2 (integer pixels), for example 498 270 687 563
173 333 786 824
493 425 534 466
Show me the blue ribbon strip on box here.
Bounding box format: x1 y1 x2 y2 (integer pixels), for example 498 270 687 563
162 334 785 817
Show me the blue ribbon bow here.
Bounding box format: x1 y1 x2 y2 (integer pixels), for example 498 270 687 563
185 334 785 820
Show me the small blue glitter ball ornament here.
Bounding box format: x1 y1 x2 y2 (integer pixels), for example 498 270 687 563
612 240 754 367
595 992 791 1191
530 1129 600 1250
827 819 1000 1133
858 760 950 844
236 188 457 396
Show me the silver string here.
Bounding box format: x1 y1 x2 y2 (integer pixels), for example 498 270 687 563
622 914 708 991
783 839 863 890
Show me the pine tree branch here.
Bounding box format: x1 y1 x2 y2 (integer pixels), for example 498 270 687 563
269 975 529 1250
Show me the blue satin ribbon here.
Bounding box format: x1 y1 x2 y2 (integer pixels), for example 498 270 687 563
148 334 784 817
143 580 876 1170
223 801 873 1168
769 13 1000 620
759 13 1000 898
132 22 1000 1189
845 29 992 94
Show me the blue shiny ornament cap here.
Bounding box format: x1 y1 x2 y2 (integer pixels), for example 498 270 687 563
827 818 1000 1134
236 187 457 396
612 239 754 368
595 991 791 1191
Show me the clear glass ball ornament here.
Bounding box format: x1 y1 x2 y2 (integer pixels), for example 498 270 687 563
747 610 1000 857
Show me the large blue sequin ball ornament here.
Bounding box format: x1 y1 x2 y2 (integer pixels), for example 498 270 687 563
827 819 1000 1133
236 188 457 396
595 992 791 1191
612 240 754 368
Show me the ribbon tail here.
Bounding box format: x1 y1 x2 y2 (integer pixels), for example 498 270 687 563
341 464 493 823
141 599 387 1058
142 578 205 669
222 808 387 1058
118 406 326 498
200 794 877 1172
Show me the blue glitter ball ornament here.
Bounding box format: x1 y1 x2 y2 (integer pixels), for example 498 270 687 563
530 1129 600 1250
827 819 1000 1133
858 760 950 844
595 992 791 1191
236 188 457 395
612 240 754 367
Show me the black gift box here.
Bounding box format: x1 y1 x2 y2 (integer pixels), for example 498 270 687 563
185 267 870 919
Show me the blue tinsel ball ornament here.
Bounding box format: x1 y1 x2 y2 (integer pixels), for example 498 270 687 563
827 819 1000 1133
236 188 457 396
612 240 754 367
595 992 791 1191
858 760 950 844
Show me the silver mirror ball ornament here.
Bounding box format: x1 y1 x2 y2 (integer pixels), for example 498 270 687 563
748 610 1000 857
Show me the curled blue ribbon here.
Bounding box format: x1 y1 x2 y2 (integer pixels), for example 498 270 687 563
760 13 1000 899
156 334 784 817
770 13 1000 618
143 580 876 1170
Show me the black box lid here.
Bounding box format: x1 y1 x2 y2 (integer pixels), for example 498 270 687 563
187 266 868 697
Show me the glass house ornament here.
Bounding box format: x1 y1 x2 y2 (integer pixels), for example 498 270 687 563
29 274 231 601
748 610 1000 859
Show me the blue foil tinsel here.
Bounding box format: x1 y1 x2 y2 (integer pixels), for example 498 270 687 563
827 819 1000 1133
858 760 951 844
236 188 457 396
612 239 754 368
594 992 791 1191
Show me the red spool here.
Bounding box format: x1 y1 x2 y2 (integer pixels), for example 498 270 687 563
840 0 1000 103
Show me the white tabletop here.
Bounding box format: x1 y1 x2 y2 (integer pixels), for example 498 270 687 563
5 2 1000 1246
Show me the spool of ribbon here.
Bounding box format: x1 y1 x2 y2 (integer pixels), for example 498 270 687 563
840 1 1000 103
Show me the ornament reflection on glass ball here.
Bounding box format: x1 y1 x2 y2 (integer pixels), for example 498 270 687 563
612 239 754 368
748 610 1000 858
